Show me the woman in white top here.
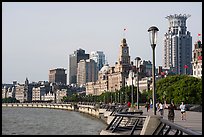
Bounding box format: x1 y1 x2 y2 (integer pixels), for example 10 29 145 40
158 102 164 116
179 102 186 120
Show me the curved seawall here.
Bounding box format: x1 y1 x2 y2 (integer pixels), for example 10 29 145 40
2 107 107 135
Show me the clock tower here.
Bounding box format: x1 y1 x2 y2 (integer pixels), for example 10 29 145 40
118 38 130 65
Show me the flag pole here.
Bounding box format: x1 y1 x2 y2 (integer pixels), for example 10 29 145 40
198 33 201 41
123 28 126 38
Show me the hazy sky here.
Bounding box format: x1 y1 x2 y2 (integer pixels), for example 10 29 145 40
2 2 202 84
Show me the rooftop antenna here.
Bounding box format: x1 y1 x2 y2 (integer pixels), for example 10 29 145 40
123 28 127 38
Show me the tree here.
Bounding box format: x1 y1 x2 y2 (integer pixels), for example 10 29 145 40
156 75 202 105
2 97 20 103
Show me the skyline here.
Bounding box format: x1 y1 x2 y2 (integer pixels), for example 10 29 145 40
2 2 202 84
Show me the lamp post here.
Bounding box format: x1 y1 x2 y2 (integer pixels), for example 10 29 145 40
148 26 159 115
120 81 122 104
135 57 141 110
125 82 128 103
131 69 134 107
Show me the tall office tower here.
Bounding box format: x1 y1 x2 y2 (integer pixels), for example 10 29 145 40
192 40 202 78
49 68 67 85
77 59 98 87
163 14 192 74
69 48 89 85
90 51 105 71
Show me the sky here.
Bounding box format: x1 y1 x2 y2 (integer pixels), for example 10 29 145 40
2 2 202 84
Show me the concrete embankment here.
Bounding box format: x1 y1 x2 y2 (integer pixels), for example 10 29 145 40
2 103 109 125
3 103 202 135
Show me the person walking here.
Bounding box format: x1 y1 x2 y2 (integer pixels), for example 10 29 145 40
145 102 150 112
156 101 159 111
158 102 164 116
127 101 131 107
180 102 186 120
166 102 176 122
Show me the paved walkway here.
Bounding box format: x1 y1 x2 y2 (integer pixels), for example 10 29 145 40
140 106 202 134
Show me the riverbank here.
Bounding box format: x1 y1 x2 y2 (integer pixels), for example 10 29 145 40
2 107 106 135
2 103 202 135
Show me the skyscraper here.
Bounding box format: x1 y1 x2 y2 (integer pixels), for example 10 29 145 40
90 51 105 71
77 59 98 87
163 14 192 74
69 48 89 85
49 68 67 85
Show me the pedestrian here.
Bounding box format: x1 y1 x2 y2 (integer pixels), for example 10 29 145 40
180 101 186 120
166 102 176 122
158 102 164 116
145 102 150 112
127 101 131 107
156 101 159 111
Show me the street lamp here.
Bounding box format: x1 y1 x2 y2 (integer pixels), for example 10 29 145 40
125 81 128 103
119 81 122 104
148 26 159 115
135 57 141 110
131 69 134 107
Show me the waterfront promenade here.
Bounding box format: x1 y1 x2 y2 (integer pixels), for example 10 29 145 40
140 106 202 134
2 103 202 135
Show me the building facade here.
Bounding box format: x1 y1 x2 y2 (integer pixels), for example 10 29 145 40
192 40 202 78
14 78 33 102
69 48 89 85
163 14 192 74
86 38 132 95
139 60 152 78
77 59 98 87
15 84 25 103
32 86 46 101
49 68 67 85
125 76 152 93
90 51 105 72
2 83 16 99
41 91 55 102
56 89 67 103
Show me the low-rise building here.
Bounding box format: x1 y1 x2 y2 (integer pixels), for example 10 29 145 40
15 84 25 103
56 89 67 103
192 40 202 78
41 91 55 102
32 86 46 101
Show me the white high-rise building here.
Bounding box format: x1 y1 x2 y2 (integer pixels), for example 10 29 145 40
163 14 192 74
90 51 105 71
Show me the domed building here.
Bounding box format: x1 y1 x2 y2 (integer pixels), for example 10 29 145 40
99 64 109 75
86 64 109 95
86 38 132 96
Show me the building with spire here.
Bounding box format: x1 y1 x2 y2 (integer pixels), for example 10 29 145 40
15 78 33 102
86 38 132 95
163 14 192 74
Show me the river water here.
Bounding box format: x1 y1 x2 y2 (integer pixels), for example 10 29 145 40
2 107 107 135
